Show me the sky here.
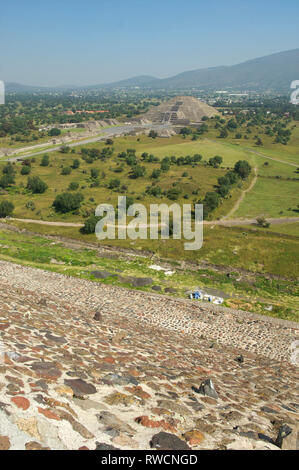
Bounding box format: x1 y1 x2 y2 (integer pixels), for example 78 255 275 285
1 0 299 86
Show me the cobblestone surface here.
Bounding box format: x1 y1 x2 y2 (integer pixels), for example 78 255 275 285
0 261 298 450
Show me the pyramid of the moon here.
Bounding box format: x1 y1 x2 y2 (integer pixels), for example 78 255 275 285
140 95 219 125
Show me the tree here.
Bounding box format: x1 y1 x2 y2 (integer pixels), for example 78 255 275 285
130 165 146 179
226 171 239 184
204 192 220 211
193 154 202 163
0 174 15 188
234 160 252 179
3 163 15 177
126 155 138 166
151 169 161 179
48 128 61 136
80 215 99 234
26 176 48 194
72 159 80 169
219 128 228 138
180 127 192 136
0 200 14 217
146 186 162 197
53 192 84 213
197 124 208 134
209 155 223 168
60 145 71 153
218 185 230 197
148 130 158 139
203 191 220 219
256 216 270 228
40 154 49 166
227 119 238 130
161 159 170 172
21 165 31 175
218 175 231 187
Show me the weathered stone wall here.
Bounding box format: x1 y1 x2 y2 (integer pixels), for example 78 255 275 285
0 261 298 450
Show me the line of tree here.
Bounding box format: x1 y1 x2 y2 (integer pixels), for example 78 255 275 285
203 160 252 218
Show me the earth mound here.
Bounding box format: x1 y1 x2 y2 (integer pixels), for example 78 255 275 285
140 95 219 125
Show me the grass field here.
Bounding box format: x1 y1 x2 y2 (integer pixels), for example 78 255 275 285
1 122 298 323
234 177 299 218
6 218 299 279
0 135 232 221
1 129 298 221
0 226 297 321
255 221 299 236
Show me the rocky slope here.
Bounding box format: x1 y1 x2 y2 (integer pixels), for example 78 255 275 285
0 261 298 450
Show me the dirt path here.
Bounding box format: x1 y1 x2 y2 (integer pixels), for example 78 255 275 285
8 218 83 227
244 148 299 167
7 215 299 228
208 139 299 168
204 216 299 226
222 167 258 219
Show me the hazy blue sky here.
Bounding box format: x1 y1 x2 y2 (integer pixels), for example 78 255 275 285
1 0 298 86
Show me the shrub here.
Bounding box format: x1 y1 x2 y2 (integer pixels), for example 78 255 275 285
180 127 192 135
90 168 99 179
203 191 220 219
61 166 72 175
108 178 121 189
72 159 80 169
146 186 162 197
53 192 84 213
218 185 230 197
208 156 223 168
26 176 48 194
234 160 252 179
3 163 15 176
149 130 158 139
130 165 146 179
0 174 15 188
48 128 61 136
68 182 79 191
21 165 31 175
40 154 49 166
256 216 270 228
151 169 161 179
166 188 181 200
26 201 35 211
0 200 14 217
80 215 99 234
60 145 71 153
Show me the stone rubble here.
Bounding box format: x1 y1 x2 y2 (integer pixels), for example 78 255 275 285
0 260 298 450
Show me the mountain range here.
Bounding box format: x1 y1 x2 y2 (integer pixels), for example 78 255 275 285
6 48 299 93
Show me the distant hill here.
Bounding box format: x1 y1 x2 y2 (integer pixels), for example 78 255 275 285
5 76 159 94
5 49 299 93
90 49 299 92
155 49 299 91
90 75 159 89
